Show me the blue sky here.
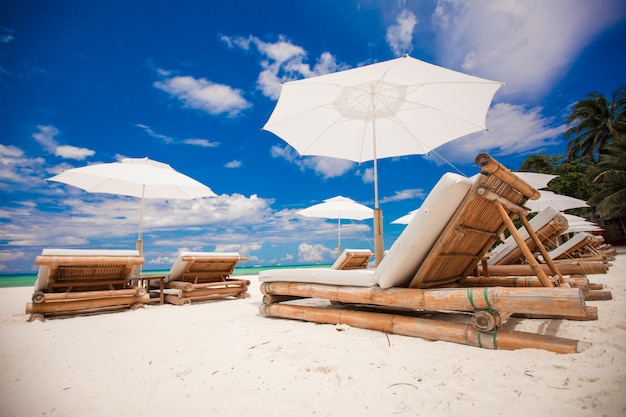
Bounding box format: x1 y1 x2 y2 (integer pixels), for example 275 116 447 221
1 0 625 273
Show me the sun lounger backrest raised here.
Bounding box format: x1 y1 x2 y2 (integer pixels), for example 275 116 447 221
374 173 474 289
408 155 540 288
167 251 245 284
34 249 143 292
488 206 567 265
549 232 595 260
332 249 373 270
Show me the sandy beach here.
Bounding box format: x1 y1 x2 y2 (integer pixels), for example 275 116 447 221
1 249 625 417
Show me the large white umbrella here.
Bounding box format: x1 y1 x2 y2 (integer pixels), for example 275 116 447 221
514 172 557 190
47 157 216 252
561 214 603 234
297 196 373 255
263 55 503 264
525 191 588 213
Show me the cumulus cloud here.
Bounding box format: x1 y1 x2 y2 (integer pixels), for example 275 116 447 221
297 242 334 263
436 102 565 161
432 0 626 100
154 75 251 116
386 9 418 56
31 125 94 160
270 144 353 179
221 35 344 100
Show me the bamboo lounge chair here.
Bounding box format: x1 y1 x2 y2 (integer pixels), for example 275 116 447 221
25 249 147 321
331 249 373 270
259 154 602 353
159 251 250 305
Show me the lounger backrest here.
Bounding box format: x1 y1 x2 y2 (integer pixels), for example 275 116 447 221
549 232 594 260
408 160 538 289
34 249 143 292
374 173 473 289
168 251 244 283
488 206 567 265
332 249 373 270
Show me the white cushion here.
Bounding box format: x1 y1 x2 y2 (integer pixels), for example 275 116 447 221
259 268 377 287
548 232 593 259
374 173 473 289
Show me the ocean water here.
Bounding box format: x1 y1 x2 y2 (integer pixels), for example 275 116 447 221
0 264 332 288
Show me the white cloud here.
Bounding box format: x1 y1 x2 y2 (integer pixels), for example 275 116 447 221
436 102 565 161
0 144 46 187
55 145 95 160
386 9 418 56
297 242 334 263
136 123 220 148
432 0 626 100
154 75 251 116
31 125 94 160
380 188 426 203
222 35 344 100
225 160 242 168
270 144 353 179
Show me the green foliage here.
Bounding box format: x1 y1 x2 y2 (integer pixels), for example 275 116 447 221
586 138 626 219
518 154 562 174
564 86 626 162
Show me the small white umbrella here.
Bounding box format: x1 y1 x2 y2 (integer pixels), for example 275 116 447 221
514 172 557 190
391 209 419 225
297 196 373 255
263 55 503 264
47 157 216 252
525 191 588 213
561 214 603 234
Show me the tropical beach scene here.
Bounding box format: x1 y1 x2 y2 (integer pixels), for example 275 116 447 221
1 1 626 416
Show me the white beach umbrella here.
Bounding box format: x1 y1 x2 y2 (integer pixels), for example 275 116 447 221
525 191 588 213
391 209 419 225
297 196 373 255
47 157 216 252
263 54 503 264
514 172 557 190
561 214 604 234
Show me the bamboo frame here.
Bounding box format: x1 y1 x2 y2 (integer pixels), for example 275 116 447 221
260 304 583 354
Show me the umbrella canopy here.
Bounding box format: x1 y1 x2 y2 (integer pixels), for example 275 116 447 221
525 191 588 213
513 172 557 190
47 157 216 251
561 214 603 234
391 209 419 225
263 55 503 264
297 196 373 255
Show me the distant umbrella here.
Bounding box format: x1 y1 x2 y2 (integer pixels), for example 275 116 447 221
47 157 216 253
525 191 588 213
514 172 557 190
297 196 373 255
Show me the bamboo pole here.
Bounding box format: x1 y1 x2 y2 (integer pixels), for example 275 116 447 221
32 287 147 303
475 262 607 277
260 282 589 318
475 153 540 200
517 214 565 284
260 303 583 353
464 275 592 289
25 293 149 314
492 200 554 287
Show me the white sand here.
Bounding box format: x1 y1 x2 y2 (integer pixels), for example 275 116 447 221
1 249 625 417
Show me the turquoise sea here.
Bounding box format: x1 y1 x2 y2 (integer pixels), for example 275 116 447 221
0 264 332 288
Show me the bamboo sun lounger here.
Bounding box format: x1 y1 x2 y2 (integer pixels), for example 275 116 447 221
331 249 373 270
26 249 147 321
158 251 250 305
259 154 606 353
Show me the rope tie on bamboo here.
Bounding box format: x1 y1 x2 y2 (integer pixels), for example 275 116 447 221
476 329 499 350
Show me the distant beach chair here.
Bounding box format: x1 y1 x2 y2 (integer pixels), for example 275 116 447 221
259 154 606 353
157 251 249 305
25 248 147 321
548 232 614 262
331 249 373 270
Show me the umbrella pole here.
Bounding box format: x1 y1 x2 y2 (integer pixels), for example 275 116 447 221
337 217 341 257
137 186 145 255
372 118 384 266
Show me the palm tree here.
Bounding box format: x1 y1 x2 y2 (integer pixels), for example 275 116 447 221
586 138 626 219
565 86 626 162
